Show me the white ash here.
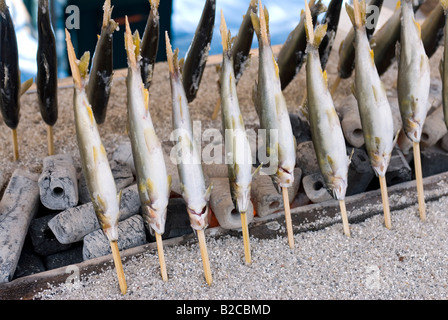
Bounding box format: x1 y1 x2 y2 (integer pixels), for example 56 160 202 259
34 195 448 300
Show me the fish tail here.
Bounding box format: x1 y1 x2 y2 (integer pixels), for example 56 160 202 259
220 10 232 54
165 31 181 75
346 0 366 29
124 16 141 69
442 0 448 12
251 0 270 46
102 0 112 27
304 0 327 48
65 29 90 90
149 0 160 9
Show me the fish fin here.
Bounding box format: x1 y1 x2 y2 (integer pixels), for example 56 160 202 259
167 175 172 194
250 11 260 39
65 29 84 90
304 0 315 45
78 52 91 81
413 18 421 39
149 0 160 9
393 129 401 146
102 0 114 28
96 194 107 213
313 24 328 48
322 69 328 88
146 178 154 197
346 0 365 29
440 58 444 78
369 49 375 65
117 189 123 206
124 17 139 69
350 82 357 99
220 10 232 54
395 0 401 11
252 0 270 46
165 31 180 75
144 127 160 152
205 183 213 201
327 155 335 174
442 0 448 12
348 148 355 165
20 78 34 96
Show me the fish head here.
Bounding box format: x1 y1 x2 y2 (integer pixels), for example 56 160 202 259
326 175 348 201
403 117 423 143
101 222 119 242
276 166 295 188
142 201 168 235
232 181 252 214
187 205 209 230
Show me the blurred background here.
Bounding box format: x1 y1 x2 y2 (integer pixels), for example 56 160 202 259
12 0 322 82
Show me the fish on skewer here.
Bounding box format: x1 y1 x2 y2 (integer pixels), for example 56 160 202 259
140 0 160 89
87 0 118 125
124 17 170 281
65 29 127 294
442 0 448 130
251 0 297 248
182 0 216 103
165 32 213 285
397 0 430 221
37 0 58 156
219 10 254 264
346 0 396 229
277 0 326 91
304 0 351 237
211 0 258 120
0 0 33 161
330 0 383 95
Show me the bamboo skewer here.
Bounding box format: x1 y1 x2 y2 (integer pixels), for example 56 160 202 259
413 141 426 221
110 241 127 295
155 233 168 281
282 187 294 249
339 200 351 237
240 212 252 264
379 175 392 229
197 229 212 285
47 125 54 156
12 129 19 161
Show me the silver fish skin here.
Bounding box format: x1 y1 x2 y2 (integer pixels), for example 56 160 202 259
304 1 349 200
65 30 120 242
165 32 211 231
397 0 430 143
125 20 170 235
347 0 395 177
220 11 253 214
251 0 296 188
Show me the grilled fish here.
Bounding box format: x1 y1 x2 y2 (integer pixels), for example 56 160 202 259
182 0 215 103
304 0 349 200
166 32 211 230
36 0 58 127
87 0 118 125
347 0 395 176
140 0 159 89
124 19 170 235
65 29 121 242
397 0 430 143
251 0 296 188
219 10 253 215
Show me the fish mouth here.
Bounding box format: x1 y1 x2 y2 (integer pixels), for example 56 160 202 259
404 117 423 143
143 205 167 235
276 166 294 188
187 205 209 230
327 176 347 201
102 224 119 242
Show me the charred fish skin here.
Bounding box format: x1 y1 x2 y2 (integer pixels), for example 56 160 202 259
277 0 326 91
231 0 257 84
397 0 430 143
182 0 216 103
65 30 121 242
337 0 383 80
166 32 211 231
0 0 21 130
36 0 58 127
251 0 296 188
442 0 448 129
125 19 170 235
87 0 118 125
220 11 253 214
140 0 160 89
318 0 343 71
347 0 395 177
304 1 349 200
